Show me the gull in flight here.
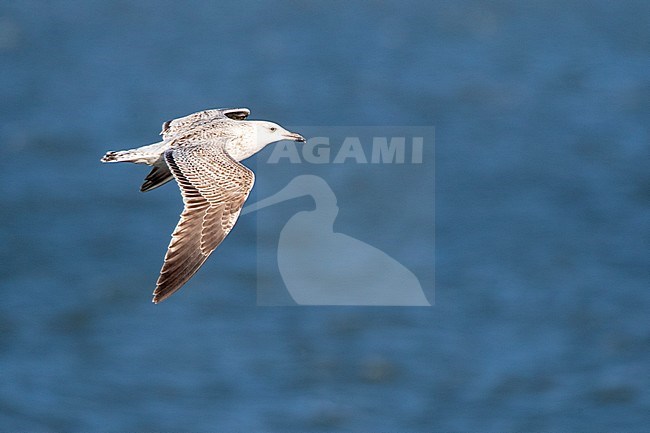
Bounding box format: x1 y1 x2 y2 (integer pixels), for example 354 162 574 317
101 108 305 303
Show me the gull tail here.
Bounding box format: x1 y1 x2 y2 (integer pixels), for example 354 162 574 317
101 149 141 163
101 141 173 193
100 141 167 165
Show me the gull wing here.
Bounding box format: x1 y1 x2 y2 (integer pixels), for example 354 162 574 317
152 140 255 303
160 108 250 137
141 163 174 192
222 108 250 120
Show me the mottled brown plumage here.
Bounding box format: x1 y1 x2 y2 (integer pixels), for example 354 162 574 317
101 107 305 303
152 142 254 303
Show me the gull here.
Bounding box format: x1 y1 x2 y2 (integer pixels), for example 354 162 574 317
101 108 305 303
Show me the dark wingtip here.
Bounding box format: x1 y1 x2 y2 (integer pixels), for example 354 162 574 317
140 165 174 192
152 293 169 304
152 290 163 304
152 285 171 304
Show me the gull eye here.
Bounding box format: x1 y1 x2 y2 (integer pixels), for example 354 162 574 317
270 127 277 132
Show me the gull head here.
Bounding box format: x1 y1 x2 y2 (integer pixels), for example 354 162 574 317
252 121 305 147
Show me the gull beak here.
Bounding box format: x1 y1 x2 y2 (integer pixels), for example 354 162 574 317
284 132 306 142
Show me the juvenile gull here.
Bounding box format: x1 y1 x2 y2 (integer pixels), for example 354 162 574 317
101 108 305 303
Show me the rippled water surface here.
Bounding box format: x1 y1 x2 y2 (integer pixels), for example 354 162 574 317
0 1 648 431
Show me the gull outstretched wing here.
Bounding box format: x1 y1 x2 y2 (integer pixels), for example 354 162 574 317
153 140 254 303
160 107 250 138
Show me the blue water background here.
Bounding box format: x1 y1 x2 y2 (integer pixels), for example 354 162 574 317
0 1 648 431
